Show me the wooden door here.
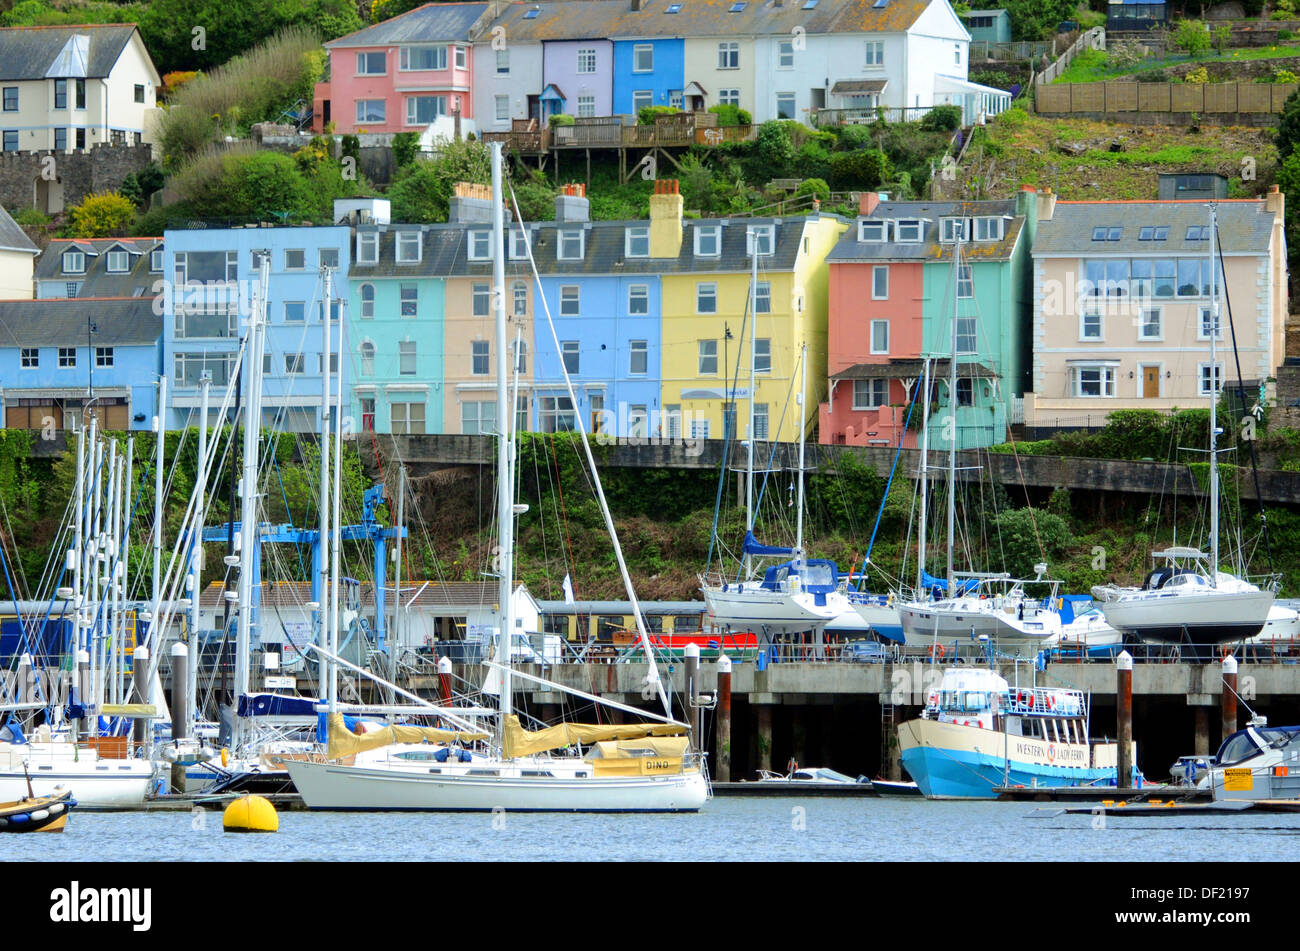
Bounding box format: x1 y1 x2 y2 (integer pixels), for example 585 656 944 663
1142 366 1159 399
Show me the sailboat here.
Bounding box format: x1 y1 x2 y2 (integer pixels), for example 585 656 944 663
1092 206 1276 650
286 144 709 811
699 247 850 640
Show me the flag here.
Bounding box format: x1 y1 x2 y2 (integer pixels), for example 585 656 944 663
562 574 575 605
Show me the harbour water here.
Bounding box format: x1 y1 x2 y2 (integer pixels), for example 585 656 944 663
8 798 1300 862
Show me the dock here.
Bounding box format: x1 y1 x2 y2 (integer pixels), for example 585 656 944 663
710 781 877 797
994 784 1209 802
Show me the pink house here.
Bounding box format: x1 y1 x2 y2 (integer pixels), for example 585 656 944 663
314 2 490 134
819 192 927 448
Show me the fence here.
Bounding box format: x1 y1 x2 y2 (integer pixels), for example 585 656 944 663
970 39 1053 63
1034 26 1107 85
812 105 939 126
484 114 756 152
1035 80 1299 115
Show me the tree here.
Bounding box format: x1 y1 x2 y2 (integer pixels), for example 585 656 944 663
1172 19 1211 59
999 0 1075 41
387 138 492 222
67 191 136 237
1277 88 1300 161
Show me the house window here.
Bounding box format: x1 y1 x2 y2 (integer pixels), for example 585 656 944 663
954 44 961 66
285 353 305 374
1186 226 1209 241
940 218 968 242
107 251 130 274
633 90 653 112
496 49 510 73
870 320 889 354
628 284 649 315
629 405 649 437
472 340 490 374
578 48 597 73
754 338 771 373
58 348 76 368
1080 310 1102 340
1199 306 1222 340
400 46 446 71
872 265 888 299
513 281 528 316
455 46 467 70
541 396 577 432
777 40 794 69
150 249 163 271
718 42 740 69
1177 258 1213 297
957 263 973 298
53 127 66 151
690 417 711 439
865 41 884 66
625 226 649 257
400 284 417 316
973 217 1003 241
719 88 740 106
360 284 375 318
562 341 580 374
396 231 421 263
75 128 85 149
558 229 584 260
461 400 496 435
956 315 976 354
748 225 774 256
495 95 509 121
54 79 66 109
775 93 796 119
62 251 85 273
356 100 386 124
357 52 386 75
753 403 769 440
1139 226 1169 241
630 340 648 374
698 339 718 374
283 248 305 270
360 341 375 376
1199 362 1223 396
511 229 530 259
392 401 427 435
468 282 490 317
407 96 447 125
634 44 654 72
469 229 492 260
755 281 771 313
694 225 721 256
358 232 379 263
578 95 595 117
956 378 974 407
1139 307 1162 340
320 248 339 269
853 379 889 410
399 341 416 375
859 219 886 242
284 301 306 322
560 285 580 316
2 87 15 111
697 282 717 314
20 348 37 368
1073 364 1117 398
896 220 922 242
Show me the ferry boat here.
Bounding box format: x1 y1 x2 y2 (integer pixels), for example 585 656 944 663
897 667 1137 799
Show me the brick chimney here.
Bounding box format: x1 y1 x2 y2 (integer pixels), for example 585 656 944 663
649 179 683 258
449 181 495 224
858 192 880 216
555 182 590 222
1036 186 1057 222
1266 182 1284 220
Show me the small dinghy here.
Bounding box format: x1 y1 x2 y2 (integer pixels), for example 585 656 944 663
0 787 76 833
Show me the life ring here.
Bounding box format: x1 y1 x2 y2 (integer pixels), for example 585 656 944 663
929 644 947 660
1048 694 1057 711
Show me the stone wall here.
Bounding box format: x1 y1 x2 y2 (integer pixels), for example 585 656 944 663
258 133 397 186
0 143 154 213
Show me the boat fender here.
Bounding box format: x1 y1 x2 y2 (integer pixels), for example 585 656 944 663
47 803 63 816
28 809 48 822
220 747 229 768
9 813 28 824
458 749 472 763
0 817 6 828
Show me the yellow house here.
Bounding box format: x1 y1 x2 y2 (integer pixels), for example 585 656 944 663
652 181 847 442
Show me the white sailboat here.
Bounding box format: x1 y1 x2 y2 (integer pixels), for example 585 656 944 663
1093 206 1276 650
287 144 709 811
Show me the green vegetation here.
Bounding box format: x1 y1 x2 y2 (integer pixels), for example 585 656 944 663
0 0 148 25
387 138 492 223
65 191 136 237
1053 45 1300 84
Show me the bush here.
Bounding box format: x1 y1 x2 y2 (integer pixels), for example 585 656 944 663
834 124 874 150
160 70 200 102
707 104 750 126
11 207 50 228
387 138 491 222
793 142 832 182
919 105 962 131
1172 19 1211 59
1277 88 1300 160
1184 65 1210 84
169 145 354 222
1133 69 1169 83
67 191 136 237
1276 69 1299 84
391 131 420 169
970 70 1019 90
119 162 165 208
637 105 682 126
829 148 891 189
794 177 830 201
548 113 575 128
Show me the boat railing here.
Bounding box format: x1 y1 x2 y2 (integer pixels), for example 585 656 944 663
1000 685 1087 716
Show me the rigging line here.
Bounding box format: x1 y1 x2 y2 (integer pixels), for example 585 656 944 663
857 378 921 590
706 265 754 576
736 353 801 584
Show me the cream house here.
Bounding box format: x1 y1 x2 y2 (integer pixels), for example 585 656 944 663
0 24 161 154
1026 187 1287 430
0 205 38 299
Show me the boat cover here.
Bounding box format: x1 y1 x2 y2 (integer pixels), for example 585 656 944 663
920 571 980 596
743 531 794 557
586 736 690 759
502 714 685 758
238 693 318 718
325 712 488 760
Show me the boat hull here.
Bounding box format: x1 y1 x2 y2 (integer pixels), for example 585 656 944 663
897 600 1007 647
703 586 848 634
1099 588 1274 645
286 760 710 812
848 599 903 643
0 744 153 808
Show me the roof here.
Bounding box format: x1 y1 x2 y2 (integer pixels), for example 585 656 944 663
1031 200 1275 256
831 79 888 94
0 24 139 81
0 206 38 256
833 359 998 380
198 579 526 611
0 297 160 347
961 8 1008 16
324 2 490 48
35 237 162 297
826 198 1023 263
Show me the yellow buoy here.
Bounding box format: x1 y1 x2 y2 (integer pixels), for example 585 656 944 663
222 794 279 833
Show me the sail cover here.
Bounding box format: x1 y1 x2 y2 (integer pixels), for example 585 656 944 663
238 693 319 718
919 571 980 596
502 715 685 758
743 531 794 557
325 712 489 760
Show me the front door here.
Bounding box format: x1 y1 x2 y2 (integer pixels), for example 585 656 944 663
1142 365 1160 399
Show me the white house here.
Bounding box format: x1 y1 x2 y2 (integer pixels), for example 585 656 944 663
0 205 38 299
0 24 162 154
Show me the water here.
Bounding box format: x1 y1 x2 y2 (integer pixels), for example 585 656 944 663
8 798 1300 861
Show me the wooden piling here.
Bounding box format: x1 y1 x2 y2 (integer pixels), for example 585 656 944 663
1116 650 1132 787
716 654 732 782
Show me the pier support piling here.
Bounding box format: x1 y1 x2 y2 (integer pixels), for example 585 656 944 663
1194 705 1210 757
437 656 452 704
684 643 700 751
1222 654 1238 739
132 645 149 752
756 704 772 774
716 655 732 782
1117 650 1133 787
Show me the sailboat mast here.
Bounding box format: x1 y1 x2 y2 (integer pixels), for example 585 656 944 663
391 464 405 653
1208 204 1219 583
744 245 758 580
946 240 961 596
317 266 332 694
917 358 931 593
492 143 515 730
795 343 807 558
327 266 343 713
190 376 209 737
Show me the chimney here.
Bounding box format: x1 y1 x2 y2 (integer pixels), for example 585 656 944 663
649 179 684 258
449 181 495 224
555 182 590 222
858 192 880 216
1035 186 1057 222
1266 182 1284 219
631 0 644 9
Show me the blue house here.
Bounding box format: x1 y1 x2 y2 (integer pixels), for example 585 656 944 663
611 37 684 115
163 225 351 433
0 297 161 431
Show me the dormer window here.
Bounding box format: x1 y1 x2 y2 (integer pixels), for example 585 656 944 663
511 228 530 260
1139 226 1169 241
973 217 1003 241
1186 225 1209 240
1091 226 1122 241
625 225 650 258
896 219 922 242
62 250 85 273
694 225 721 256
106 249 129 272
357 232 379 264
396 230 422 263
468 229 492 261
858 219 886 242
747 224 774 256
557 228 584 261
150 249 163 272
940 217 968 243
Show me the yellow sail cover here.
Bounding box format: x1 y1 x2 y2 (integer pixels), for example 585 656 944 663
589 736 691 759
501 715 686 758
326 713 489 760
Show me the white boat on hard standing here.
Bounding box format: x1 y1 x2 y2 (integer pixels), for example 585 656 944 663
288 145 708 812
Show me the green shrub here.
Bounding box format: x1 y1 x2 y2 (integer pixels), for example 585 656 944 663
11 207 50 227
1133 69 1169 83
794 142 833 182
707 104 750 127
548 113 575 127
119 162 165 208
637 105 682 126
834 124 874 150
919 105 962 131
794 177 830 201
829 148 891 189
67 191 136 237
391 131 420 168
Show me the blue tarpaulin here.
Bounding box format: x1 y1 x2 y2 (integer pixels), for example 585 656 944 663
238 693 319 718
920 571 980 597
742 531 794 557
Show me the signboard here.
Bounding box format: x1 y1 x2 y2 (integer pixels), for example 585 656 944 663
264 676 296 690
1223 768 1253 792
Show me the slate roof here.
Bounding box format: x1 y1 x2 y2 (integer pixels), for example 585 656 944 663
35 237 162 298
0 206 38 255
0 24 138 81
826 198 1023 263
1031 200 1276 256
0 297 160 347
325 2 490 48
